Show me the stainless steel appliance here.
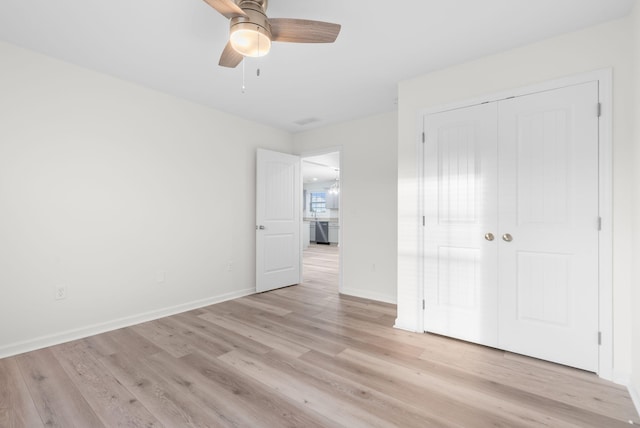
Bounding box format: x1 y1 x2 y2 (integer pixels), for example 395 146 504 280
315 221 329 245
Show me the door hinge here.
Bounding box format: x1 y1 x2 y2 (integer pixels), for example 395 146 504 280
597 103 602 117
422 216 425 226
422 132 425 143
598 331 602 345
422 299 425 310
597 217 602 231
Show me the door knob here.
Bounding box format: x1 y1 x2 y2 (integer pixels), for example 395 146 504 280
502 233 513 242
256 225 265 230
484 233 495 241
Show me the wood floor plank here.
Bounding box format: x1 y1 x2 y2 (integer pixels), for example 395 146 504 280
340 347 629 427
247 348 482 428
131 319 197 358
218 349 398 428
198 311 310 358
214 300 347 356
418 338 637 421
244 291 330 318
100 351 227 428
321 350 573 428
168 311 272 356
175 350 337 428
51 341 162 428
231 296 293 316
16 348 105 427
102 328 163 360
0 357 43 428
1 244 638 427
272 310 429 359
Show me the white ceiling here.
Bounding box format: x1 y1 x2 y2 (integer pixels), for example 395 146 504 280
0 0 634 132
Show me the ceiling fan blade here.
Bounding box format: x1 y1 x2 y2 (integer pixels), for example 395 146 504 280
270 18 341 43
202 0 247 19
219 42 244 68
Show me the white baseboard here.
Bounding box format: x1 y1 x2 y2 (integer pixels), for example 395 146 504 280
393 318 420 333
612 371 640 419
613 370 632 386
0 288 254 359
340 287 397 305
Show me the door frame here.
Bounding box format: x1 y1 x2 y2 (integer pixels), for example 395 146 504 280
298 146 344 293
416 69 613 379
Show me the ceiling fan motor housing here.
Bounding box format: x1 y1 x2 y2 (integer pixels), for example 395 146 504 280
228 0 272 56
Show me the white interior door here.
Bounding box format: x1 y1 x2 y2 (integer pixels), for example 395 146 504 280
497 82 599 371
256 149 301 293
423 102 499 347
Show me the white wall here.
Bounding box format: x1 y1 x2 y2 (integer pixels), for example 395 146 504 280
293 112 398 304
631 1 640 412
0 42 293 357
397 17 635 379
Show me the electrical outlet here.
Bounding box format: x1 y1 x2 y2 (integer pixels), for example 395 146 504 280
55 285 67 300
156 271 166 283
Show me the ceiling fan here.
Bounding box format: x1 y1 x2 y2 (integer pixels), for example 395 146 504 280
202 0 341 68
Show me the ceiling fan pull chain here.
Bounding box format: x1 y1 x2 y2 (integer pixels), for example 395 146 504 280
257 25 261 57
241 59 246 93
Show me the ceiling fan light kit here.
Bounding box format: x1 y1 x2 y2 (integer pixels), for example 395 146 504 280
202 0 341 68
229 1 272 57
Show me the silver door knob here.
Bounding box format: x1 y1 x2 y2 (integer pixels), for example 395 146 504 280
484 233 495 241
502 233 513 242
256 225 265 230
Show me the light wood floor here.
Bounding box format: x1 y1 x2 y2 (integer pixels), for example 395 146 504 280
1 244 638 427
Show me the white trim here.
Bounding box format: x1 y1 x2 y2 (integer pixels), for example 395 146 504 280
417 69 613 117
0 288 254 359
416 114 426 334
298 146 344 293
394 116 427 333
613 370 632 386
596 69 614 381
415 68 614 379
393 319 421 333
341 287 397 305
298 155 305 285
629 382 640 420
612 372 640 419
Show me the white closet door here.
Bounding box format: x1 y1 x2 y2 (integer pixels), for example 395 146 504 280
497 82 599 371
423 103 499 347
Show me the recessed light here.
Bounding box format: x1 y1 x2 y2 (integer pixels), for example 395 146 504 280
313 178 318 181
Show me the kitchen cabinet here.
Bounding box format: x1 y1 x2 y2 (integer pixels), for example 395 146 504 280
303 221 310 248
326 192 339 209
329 223 339 244
310 221 316 242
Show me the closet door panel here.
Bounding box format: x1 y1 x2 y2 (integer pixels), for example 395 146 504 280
497 82 599 371
423 103 499 347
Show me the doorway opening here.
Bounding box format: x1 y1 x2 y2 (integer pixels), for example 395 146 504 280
301 150 341 293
